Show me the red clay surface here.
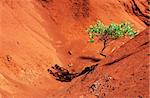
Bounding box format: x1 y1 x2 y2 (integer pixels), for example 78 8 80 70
0 0 149 98
59 28 150 98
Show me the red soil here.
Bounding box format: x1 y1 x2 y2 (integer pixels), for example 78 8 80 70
59 28 149 98
0 0 149 98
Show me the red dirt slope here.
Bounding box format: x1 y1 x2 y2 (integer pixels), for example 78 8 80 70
59 28 149 98
0 0 149 98
35 0 149 70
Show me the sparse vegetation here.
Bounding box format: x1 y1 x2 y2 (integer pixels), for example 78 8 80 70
86 20 137 52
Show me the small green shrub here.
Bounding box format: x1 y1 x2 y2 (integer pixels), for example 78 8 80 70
86 20 137 43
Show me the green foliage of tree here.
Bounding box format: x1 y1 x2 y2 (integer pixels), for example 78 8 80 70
86 20 137 43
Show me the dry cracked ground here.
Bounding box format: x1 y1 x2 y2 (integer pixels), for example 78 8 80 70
0 0 149 98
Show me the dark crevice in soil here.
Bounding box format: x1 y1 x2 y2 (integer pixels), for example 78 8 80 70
79 56 101 62
104 52 133 66
48 63 98 82
131 0 143 16
130 0 150 26
99 53 107 57
104 45 149 66
119 0 150 26
139 41 149 47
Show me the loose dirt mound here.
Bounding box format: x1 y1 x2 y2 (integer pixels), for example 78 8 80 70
0 0 149 98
